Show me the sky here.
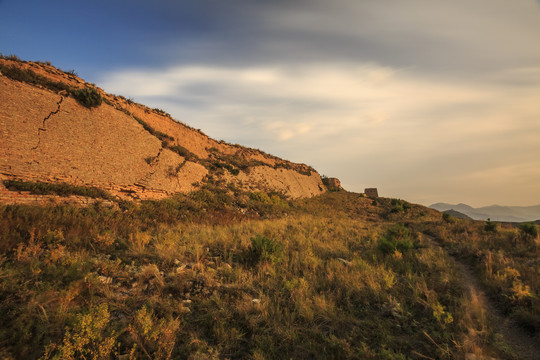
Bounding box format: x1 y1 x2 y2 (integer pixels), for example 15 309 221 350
1 0 539 207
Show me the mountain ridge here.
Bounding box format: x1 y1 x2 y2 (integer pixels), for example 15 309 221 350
430 202 540 222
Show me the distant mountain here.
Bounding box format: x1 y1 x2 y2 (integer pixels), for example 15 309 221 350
430 203 540 222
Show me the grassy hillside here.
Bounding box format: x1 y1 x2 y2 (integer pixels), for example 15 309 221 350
422 215 540 334
0 190 534 359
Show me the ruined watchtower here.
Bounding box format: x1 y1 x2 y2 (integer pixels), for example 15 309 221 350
364 188 379 198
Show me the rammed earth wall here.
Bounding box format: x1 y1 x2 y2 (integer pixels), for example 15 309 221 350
0 58 326 201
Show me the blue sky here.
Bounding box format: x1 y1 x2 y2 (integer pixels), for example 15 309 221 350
1 0 539 206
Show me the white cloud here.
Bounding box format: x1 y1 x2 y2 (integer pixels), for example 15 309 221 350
99 60 540 206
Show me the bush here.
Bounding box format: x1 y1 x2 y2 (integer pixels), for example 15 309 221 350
133 116 175 143
3 180 112 200
168 145 199 162
242 235 282 266
484 218 497 232
389 198 411 213
442 213 454 223
70 87 102 108
519 222 538 238
377 224 415 255
0 63 71 93
45 304 117 359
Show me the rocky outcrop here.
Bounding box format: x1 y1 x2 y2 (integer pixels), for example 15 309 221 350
0 57 326 201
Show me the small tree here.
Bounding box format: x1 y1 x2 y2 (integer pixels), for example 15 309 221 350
484 218 497 232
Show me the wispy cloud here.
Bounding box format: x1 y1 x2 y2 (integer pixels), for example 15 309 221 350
100 61 540 206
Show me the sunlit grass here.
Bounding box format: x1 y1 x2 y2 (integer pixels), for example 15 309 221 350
0 192 517 359
422 215 540 337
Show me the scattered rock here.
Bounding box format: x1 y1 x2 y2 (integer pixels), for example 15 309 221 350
97 275 112 284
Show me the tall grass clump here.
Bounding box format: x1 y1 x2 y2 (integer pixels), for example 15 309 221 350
377 224 415 255
70 87 102 108
0 63 71 93
241 235 282 266
3 180 113 200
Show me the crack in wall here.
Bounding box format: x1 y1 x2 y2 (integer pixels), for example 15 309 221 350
32 94 64 150
175 159 188 189
135 147 164 189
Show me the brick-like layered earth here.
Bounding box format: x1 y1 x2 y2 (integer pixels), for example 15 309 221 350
0 58 326 204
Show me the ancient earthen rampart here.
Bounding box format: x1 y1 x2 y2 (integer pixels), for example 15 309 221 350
0 58 325 202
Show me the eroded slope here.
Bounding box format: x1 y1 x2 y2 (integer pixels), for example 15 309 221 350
0 57 325 200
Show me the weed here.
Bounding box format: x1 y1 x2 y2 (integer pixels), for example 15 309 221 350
70 87 102 108
3 180 113 200
390 198 411 213
144 156 156 165
241 235 282 266
133 116 175 143
42 304 117 359
0 63 71 93
128 306 180 360
442 213 455 223
484 218 497 232
168 144 199 162
519 222 538 238
377 224 415 255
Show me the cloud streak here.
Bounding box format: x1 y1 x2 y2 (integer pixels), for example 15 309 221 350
100 59 540 206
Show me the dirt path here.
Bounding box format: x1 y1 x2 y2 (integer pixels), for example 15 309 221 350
423 234 540 360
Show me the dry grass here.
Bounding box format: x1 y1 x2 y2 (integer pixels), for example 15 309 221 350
0 191 519 359
423 216 540 336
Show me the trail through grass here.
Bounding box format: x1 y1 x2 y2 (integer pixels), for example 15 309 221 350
423 233 540 360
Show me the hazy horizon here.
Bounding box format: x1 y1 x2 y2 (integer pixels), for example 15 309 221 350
429 201 540 209
1 0 539 207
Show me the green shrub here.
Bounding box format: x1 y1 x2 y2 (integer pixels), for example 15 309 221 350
249 192 272 204
44 304 117 359
144 156 156 164
484 218 497 232
168 145 199 162
390 198 410 213
242 235 282 266
2 54 21 61
442 213 454 223
133 116 175 143
0 63 71 93
519 222 538 238
70 87 102 108
128 306 180 360
205 160 240 175
3 180 112 200
153 108 170 117
377 224 415 255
